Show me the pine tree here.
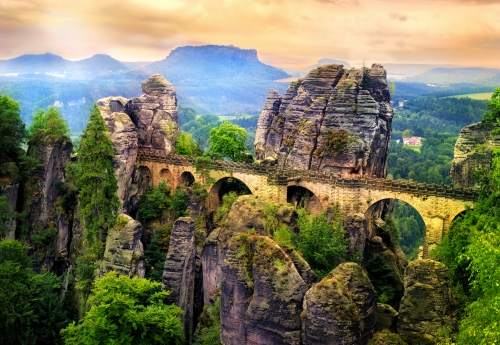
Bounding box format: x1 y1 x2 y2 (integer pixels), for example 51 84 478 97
77 104 119 255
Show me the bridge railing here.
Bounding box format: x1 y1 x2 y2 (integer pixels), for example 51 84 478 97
136 148 479 201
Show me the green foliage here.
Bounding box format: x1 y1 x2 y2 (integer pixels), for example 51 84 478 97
193 297 222 345
139 181 171 220
294 209 348 279
0 196 12 238
174 131 203 157
0 94 27 181
208 122 249 162
60 271 184 345
481 87 500 128
365 253 396 304
392 200 426 260
172 187 189 217
315 129 351 157
28 107 70 144
56 181 78 216
31 228 58 249
380 215 401 250
77 104 119 251
0 239 69 345
144 225 172 282
214 191 239 224
273 225 294 249
181 114 221 149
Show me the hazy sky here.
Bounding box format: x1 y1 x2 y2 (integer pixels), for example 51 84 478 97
1 0 500 68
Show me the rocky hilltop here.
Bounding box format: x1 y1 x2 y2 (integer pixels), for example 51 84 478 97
254 64 393 177
450 121 500 188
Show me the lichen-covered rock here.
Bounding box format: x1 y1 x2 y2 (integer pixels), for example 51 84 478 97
0 183 18 239
201 195 303 303
125 74 179 152
100 214 145 278
368 330 407 345
302 262 377 345
254 64 393 177
162 217 197 344
96 97 138 213
376 303 398 332
451 122 500 188
221 233 308 345
397 259 457 345
343 213 368 257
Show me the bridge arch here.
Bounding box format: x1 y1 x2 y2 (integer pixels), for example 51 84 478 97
287 185 322 215
159 168 174 187
208 177 252 210
179 171 195 186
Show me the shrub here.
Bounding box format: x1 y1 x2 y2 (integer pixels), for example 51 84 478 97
214 191 239 224
193 297 222 345
28 107 70 144
139 181 171 220
172 188 189 217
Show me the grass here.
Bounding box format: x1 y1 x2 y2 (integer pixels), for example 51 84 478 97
404 145 421 153
446 92 493 100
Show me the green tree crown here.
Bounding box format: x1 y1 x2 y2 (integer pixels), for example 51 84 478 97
208 122 249 162
28 107 70 144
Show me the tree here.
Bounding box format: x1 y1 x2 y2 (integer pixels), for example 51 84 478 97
293 208 348 279
60 271 184 345
28 107 70 144
0 95 27 179
208 122 248 161
402 129 412 138
77 104 119 252
0 240 69 345
174 131 203 157
138 181 171 220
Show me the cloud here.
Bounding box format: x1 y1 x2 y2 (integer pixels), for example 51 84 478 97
389 12 408 21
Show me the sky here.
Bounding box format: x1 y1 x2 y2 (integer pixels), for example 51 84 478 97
1 0 500 68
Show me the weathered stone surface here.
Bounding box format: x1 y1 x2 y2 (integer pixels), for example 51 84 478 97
451 122 500 188
302 262 377 345
162 217 197 344
201 195 301 303
397 259 457 345
100 214 145 278
376 303 398 332
125 74 179 152
368 330 407 345
221 233 308 345
343 213 367 257
0 183 18 239
96 97 138 213
255 64 393 177
24 139 73 271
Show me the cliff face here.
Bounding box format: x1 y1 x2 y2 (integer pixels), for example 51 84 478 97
451 122 500 188
96 74 179 214
254 64 393 177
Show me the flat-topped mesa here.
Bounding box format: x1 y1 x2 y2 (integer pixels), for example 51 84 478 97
126 74 179 152
254 64 393 178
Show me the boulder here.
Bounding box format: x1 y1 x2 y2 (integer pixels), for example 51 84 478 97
96 97 138 213
254 64 393 177
397 259 457 345
100 214 145 278
125 74 179 152
451 121 500 188
221 233 308 345
376 303 398 332
302 262 377 345
162 217 197 344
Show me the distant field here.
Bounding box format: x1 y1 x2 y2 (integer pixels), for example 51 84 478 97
447 92 493 100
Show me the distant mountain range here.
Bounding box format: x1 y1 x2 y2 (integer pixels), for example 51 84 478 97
0 53 131 73
406 67 500 86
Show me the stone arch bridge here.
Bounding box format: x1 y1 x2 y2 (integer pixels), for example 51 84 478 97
137 148 478 257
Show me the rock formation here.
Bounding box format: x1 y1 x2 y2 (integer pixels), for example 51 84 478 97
96 97 138 213
0 183 18 239
451 121 500 188
397 259 457 345
368 330 407 345
376 303 398 332
23 138 73 271
125 74 179 152
99 214 145 278
301 262 377 345
254 64 393 177
201 195 306 304
96 74 179 215
162 217 197 344
221 233 308 345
